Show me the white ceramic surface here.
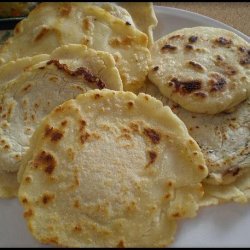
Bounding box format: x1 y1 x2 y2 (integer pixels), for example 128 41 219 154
0 6 249 248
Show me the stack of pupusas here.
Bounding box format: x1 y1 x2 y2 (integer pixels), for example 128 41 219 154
0 2 248 248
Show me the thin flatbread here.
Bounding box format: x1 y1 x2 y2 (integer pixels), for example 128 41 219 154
18 89 207 247
0 2 150 91
148 27 249 114
139 80 250 205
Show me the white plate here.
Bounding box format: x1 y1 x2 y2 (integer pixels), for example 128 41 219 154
0 6 249 248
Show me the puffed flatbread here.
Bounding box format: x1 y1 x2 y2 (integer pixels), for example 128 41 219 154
148 27 249 114
140 80 250 205
0 44 122 198
0 2 150 91
18 89 207 247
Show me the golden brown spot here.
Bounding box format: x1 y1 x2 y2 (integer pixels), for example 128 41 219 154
44 237 59 245
44 125 64 142
164 193 171 200
73 224 82 232
59 5 71 16
34 27 50 42
80 132 90 144
143 128 160 144
94 93 102 100
161 44 177 51
61 120 67 127
24 176 32 183
42 193 55 205
209 76 227 92
172 212 181 218
125 21 131 26
82 17 92 31
127 101 134 108
169 35 182 40
79 119 86 131
24 209 33 218
188 36 198 43
129 122 139 133
34 151 56 175
185 44 194 50
188 61 206 72
3 145 10 150
223 167 240 177
194 92 207 98
145 150 157 168
47 60 106 89
152 66 159 72
198 165 206 171
109 36 134 47
189 139 194 145
21 197 28 204
144 95 149 101
170 78 202 94
215 37 232 46
117 240 125 248
22 84 31 92
74 200 80 209
167 181 173 187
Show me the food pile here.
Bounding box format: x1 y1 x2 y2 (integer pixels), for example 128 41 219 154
0 2 249 247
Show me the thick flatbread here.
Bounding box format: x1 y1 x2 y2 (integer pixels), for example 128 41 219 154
18 89 207 247
140 80 250 205
0 44 122 198
0 2 150 91
148 27 250 114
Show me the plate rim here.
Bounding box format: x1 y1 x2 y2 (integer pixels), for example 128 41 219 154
154 5 249 42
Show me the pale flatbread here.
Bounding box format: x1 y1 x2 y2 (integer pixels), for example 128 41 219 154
0 44 122 198
0 2 150 91
140 80 250 205
18 89 207 247
117 2 158 47
0 54 50 86
148 27 250 114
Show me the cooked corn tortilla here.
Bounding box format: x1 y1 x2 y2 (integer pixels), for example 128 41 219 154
139 80 250 205
148 27 249 114
0 44 122 198
18 89 207 247
0 2 150 91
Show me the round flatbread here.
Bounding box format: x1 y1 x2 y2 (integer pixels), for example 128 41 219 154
0 2 150 91
18 89 207 247
0 44 122 198
139 80 250 205
148 27 250 114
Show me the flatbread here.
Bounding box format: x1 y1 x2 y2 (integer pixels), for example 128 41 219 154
140 80 250 205
117 2 158 47
0 44 122 198
148 27 250 114
0 54 50 87
18 89 207 247
0 2 150 91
